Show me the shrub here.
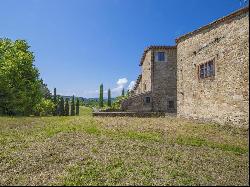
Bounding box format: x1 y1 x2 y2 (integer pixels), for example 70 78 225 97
111 95 128 110
34 98 55 116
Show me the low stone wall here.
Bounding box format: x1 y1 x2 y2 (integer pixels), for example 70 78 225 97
121 92 152 112
92 111 170 117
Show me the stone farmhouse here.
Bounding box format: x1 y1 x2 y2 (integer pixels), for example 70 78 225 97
121 6 249 126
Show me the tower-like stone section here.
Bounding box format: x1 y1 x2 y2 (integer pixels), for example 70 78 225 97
151 47 177 112
122 46 177 113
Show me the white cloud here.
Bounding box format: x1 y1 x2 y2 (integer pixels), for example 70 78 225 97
117 78 128 86
112 78 128 96
128 81 135 91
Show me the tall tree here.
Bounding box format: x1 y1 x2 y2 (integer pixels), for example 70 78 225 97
40 79 52 100
99 84 104 108
0 39 42 115
76 98 80 116
65 98 69 116
70 95 75 116
108 89 112 107
59 97 65 116
53 88 57 103
122 88 125 97
53 88 57 116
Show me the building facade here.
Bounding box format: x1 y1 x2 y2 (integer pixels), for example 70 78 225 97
176 7 249 126
122 7 249 126
122 46 177 113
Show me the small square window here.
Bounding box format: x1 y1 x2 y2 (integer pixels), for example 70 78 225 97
168 101 174 109
145 97 151 104
157 52 165 61
199 60 215 79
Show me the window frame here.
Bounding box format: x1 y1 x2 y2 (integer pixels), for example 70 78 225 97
156 52 166 62
145 96 151 104
168 100 174 109
198 59 215 80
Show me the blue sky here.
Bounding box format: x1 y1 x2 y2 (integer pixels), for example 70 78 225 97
0 0 248 97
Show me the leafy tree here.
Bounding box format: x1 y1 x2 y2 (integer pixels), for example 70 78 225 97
59 97 65 116
99 84 104 108
0 38 42 115
70 95 75 116
112 94 129 110
108 89 112 107
76 98 80 116
34 98 55 116
40 79 52 100
65 98 70 116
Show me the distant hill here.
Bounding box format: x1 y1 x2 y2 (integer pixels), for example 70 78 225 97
60 95 116 102
60 96 115 102
60 96 85 102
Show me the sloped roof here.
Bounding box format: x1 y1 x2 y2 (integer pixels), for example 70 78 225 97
132 74 142 91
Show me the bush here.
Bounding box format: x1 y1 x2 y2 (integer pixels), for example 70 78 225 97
34 98 55 116
111 95 128 110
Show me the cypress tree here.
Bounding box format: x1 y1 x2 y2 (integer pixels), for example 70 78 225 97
70 95 75 116
108 89 111 107
122 88 125 97
76 98 80 116
53 88 57 116
53 88 57 103
65 98 69 116
59 97 65 116
99 84 104 108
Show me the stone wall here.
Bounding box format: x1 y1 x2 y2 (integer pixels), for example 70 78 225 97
141 51 152 93
135 80 142 95
152 48 177 112
121 92 152 112
176 10 249 126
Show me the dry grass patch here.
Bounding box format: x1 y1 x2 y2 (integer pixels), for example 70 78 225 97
0 107 249 186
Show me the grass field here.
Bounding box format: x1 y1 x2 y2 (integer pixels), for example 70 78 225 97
0 107 249 186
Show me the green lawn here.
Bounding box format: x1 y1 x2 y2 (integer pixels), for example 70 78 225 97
0 106 249 186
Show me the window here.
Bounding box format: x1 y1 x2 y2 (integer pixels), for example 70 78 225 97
168 101 174 109
145 97 151 104
198 60 215 79
157 52 165 61
143 83 146 91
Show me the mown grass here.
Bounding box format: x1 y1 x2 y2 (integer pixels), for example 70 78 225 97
0 106 249 186
175 136 248 155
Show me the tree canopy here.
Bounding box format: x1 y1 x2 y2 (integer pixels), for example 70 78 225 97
0 38 46 115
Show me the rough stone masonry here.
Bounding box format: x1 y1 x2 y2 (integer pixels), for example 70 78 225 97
122 6 249 127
